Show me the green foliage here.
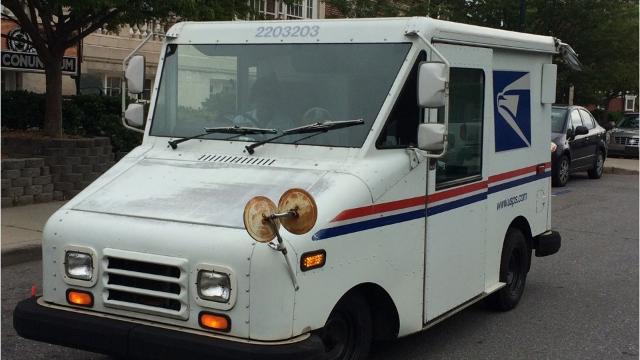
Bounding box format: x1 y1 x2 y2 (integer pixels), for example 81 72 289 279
1 91 142 154
325 0 639 107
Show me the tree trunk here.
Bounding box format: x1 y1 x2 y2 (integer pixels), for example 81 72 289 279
43 57 64 138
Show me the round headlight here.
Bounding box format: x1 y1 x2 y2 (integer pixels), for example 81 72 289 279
198 270 231 303
65 251 93 281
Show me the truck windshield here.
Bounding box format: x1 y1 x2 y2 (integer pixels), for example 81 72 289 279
150 43 411 148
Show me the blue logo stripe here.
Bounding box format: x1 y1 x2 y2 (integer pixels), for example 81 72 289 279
488 172 550 194
312 171 551 241
312 208 426 241
426 192 488 216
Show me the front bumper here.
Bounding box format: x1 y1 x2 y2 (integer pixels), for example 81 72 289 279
533 230 561 257
14 297 324 360
607 142 639 156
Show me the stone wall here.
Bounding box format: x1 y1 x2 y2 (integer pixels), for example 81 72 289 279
2 137 114 206
1 158 60 207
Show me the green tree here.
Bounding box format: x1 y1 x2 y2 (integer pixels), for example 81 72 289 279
328 0 638 107
323 0 403 18
3 0 253 138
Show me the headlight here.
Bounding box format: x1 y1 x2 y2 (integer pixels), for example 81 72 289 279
550 142 557 152
65 251 93 281
198 270 231 303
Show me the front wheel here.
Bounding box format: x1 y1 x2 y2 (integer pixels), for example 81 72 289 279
489 228 530 311
319 293 372 360
587 149 604 179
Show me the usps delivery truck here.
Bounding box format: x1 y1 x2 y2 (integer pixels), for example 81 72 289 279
14 17 572 360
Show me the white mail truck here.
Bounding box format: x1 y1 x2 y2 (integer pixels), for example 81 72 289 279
15 17 571 360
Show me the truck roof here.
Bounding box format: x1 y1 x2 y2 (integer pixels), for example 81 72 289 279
166 17 558 55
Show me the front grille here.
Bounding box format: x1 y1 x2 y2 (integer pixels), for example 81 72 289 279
614 136 639 146
108 289 181 311
102 249 188 320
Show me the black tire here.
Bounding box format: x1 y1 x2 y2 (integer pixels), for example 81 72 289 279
587 149 604 179
319 293 372 360
489 228 530 311
552 154 570 187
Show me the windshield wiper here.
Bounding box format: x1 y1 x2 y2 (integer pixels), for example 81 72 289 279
245 119 364 154
168 126 277 149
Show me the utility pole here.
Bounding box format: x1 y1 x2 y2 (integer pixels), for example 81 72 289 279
519 0 526 31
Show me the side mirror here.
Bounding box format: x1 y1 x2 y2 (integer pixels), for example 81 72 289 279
417 123 445 151
574 125 589 136
125 55 145 94
418 62 448 108
124 103 145 128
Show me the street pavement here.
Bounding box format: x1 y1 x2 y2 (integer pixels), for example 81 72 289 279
1 173 638 359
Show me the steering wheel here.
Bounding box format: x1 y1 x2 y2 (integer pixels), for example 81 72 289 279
302 107 334 123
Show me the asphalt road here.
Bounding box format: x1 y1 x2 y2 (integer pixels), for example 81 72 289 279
2 174 638 360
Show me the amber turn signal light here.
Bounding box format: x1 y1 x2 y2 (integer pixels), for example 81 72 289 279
199 312 231 332
300 250 326 272
66 289 93 307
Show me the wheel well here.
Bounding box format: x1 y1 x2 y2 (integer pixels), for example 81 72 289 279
337 283 399 341
508 216 533 270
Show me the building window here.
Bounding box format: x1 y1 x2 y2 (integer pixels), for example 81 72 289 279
253 0 315 19
105 76 121 96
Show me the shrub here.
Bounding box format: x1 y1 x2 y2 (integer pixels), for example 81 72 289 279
1 91 142 155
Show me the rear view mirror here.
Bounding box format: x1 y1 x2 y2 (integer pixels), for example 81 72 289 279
418 62 448 108
125 55 145 94
417 123 445 151
574 125 589 136
125 103 145 128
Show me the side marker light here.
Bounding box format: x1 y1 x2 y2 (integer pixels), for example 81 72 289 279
301 250 326 272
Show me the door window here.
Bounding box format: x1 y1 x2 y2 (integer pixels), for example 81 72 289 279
436 68 485 188
570 110 583 129
579 109 595 129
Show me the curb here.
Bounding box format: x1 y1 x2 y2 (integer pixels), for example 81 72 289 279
1 244 42 267
603 166 639 175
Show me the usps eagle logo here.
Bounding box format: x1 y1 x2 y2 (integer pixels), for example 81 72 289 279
493 71 531 152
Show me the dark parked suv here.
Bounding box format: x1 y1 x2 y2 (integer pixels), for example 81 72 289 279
608 112 639 157
551 105 607 187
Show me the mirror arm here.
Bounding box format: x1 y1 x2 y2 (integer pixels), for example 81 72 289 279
405 29 450 159
121 32 156 134
264 217 300 291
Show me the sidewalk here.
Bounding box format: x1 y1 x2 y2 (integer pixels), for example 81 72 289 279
1 201 66 266
603 156 639 175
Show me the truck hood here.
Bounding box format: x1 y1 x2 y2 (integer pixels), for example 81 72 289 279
73 158 327 229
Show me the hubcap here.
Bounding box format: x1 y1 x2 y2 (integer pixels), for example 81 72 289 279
596 154 603 175
559 159 569 184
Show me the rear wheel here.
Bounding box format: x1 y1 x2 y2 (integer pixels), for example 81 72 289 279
552 154 570 187
489 228 530 311
319 293 372 360
587 149 604 179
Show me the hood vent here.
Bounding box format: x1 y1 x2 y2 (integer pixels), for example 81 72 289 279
197 154 276 166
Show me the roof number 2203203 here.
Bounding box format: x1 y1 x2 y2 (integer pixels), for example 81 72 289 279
255 25 320 38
